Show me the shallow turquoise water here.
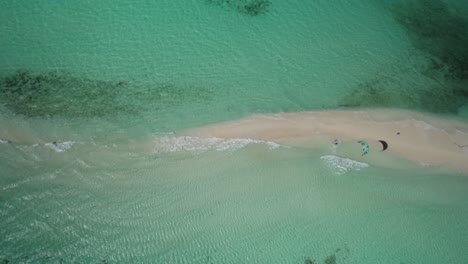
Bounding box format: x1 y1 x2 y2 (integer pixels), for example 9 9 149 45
1 0 468 263
1 144 468 263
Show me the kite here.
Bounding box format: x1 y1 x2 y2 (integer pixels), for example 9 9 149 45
378 140 388 151
357 140 369 156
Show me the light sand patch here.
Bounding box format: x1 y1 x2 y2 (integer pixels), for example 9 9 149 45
184 108 468 173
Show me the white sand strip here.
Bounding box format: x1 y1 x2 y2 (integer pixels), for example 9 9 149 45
184 109 468 173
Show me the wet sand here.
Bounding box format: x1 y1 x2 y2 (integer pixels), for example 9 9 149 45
185 109 468 173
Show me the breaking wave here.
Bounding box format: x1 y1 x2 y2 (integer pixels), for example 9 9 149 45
152 136 282 154
43 141 79 153
320 155 369 175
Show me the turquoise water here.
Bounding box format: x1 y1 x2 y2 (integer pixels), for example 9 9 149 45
1 0 468 263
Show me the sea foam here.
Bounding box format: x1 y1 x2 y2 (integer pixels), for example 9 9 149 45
44 141 79 153
320 155 369 175
153 136 281 154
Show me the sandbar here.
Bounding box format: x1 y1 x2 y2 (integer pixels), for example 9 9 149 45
184 108 468 173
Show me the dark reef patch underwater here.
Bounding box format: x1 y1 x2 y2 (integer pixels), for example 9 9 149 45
0 70 130 118
338 67 466 113
301 246 350 264
391 0 468 81
206 0 271 16
340 0 468 114
0 70 212 119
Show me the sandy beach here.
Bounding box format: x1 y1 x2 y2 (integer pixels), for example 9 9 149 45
2 108 468 173
185 108 468 173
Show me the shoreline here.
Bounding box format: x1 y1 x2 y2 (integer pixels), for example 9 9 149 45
2 108 468 173
184 108 468 173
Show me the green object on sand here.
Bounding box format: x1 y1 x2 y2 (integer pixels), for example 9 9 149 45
358 140 369 156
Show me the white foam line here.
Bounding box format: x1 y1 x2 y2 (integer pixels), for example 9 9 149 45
153 136 282 154
44 141 79 153
320 155 369 175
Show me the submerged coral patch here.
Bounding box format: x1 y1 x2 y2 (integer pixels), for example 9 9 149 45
0 70 213 118
338 71 466 113
304 246 350 264
391 0 468 81
339 78 395 109
0 70 130 118
324 254 336 264
206 0 272 16
340 0 468 114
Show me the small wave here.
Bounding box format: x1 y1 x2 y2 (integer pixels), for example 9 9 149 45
0 139 8 144
320 155 369 175
44 141 78 153
153 136 281 154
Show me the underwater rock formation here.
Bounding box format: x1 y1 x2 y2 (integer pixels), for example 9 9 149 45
206 0 272 16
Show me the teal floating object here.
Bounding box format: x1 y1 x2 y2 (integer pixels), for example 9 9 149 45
357 140 369 156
